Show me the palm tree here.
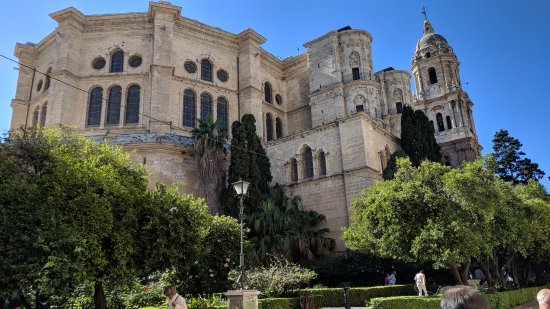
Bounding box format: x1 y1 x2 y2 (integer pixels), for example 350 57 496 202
191 115 227 214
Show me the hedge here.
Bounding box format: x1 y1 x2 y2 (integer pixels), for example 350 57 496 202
369 285 550 309
370 296 440 309
258 297 300 309
301 285 415 307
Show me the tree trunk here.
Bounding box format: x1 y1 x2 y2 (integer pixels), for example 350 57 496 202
448 263 464 285
461 259 471 284
94 282 107 309
478 257 494 286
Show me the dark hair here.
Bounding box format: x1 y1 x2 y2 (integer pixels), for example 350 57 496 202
8 299 22 309
440 286 488 309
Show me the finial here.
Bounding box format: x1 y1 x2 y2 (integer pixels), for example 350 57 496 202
423 19 434 35
421 6 428 20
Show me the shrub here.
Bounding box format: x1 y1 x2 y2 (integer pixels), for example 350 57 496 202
231 259 317 298
301 285 415 307
258 297 300 309
370 296 440 309
187 294 227 309
485 285 546 309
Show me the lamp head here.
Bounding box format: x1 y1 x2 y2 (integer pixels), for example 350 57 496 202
232 179 250 196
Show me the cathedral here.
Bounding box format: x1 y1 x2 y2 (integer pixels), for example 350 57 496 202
9 1 480 249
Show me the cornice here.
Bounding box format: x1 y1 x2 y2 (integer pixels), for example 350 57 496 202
282 53 307 71
237 28 266 45
172 74 237 95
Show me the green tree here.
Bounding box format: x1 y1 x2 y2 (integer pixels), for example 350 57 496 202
221 114 272 216
382 149 407 180
492 129 545 184
192 115 227 214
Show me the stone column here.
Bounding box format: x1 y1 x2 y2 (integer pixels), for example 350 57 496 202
225 290 260 309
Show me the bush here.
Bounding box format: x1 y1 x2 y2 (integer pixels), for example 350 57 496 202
186 294 227 309
301 285 415 307
485 285 546 309
370 296 440 309
258 297 300 309
231 259 317 298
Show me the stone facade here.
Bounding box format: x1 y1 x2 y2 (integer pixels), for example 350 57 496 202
9 2 480 249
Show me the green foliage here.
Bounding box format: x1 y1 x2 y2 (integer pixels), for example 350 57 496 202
399 105 441 166
492 129 545 184
369 296 440 309
230 259 317 298
484 285 548 309
186 294 227 309
302 285 415 307
222 114 272 216
248 185 334 264
258 297 300 309
382 149 407 180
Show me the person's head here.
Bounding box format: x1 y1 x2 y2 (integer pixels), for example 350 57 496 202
420 270 424 274
537 289 550 309
163 286 176 298
440 285 488 309
392 271 396 275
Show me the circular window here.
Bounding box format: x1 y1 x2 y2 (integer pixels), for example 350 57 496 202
129 55 142 68
36 80 43 92
92 57 106 70
217 70 229 82
184 61 197 73
275 94 282 105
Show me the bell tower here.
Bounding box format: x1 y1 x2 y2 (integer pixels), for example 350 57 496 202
411 17 481 167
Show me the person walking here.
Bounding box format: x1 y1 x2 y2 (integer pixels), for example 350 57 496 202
384 273 390 286
388 271 396 286
414 270 427 296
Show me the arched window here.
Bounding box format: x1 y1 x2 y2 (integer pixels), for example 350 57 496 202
265 113 273 141
200 92 212 121
319 151 327 176
183 89 196 127
446 115 453 130
125 85 140 124
304 146 314 179
290 158 298 182
201 59 212 82
44 68 52 90
275 117 282 139
436 113 445 132
264 82 272 103
217 97 228 132
87 87 103 126
39 103 47 127
395 102 403 113
428 67 438 84
444 156 451 166
110 51 124 73
106 86 122 125
32 107 39 127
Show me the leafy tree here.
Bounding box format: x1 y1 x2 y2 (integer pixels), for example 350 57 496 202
401 106 441 166
382 149 407 180
221 114 272 216
492 129 545 184
192 115 227 214
247 185 334 265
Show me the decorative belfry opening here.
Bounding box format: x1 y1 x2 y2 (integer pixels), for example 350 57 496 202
354 95 366 113
349 51 361 80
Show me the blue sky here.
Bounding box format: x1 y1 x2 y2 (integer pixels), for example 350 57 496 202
0 0 548 188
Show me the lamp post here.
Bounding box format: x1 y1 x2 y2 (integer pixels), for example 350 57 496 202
232 179 250 289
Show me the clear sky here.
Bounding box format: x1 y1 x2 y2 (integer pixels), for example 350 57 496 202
0 0 548 188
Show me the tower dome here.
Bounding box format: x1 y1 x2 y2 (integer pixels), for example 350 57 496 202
414 19 453 60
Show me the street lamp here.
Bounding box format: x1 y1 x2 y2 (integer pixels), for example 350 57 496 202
232 179 250 289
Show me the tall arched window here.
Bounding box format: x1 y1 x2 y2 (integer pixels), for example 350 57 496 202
201 59 212 81
87 87 103 126
217 97 228 132
44 67 52 90
290 158 298 182
264 82 272 103
110 51 124 73
200 92 212 121
183 89 196 127
32 107 39 127
446 115 453 130
275 117 282 139
428 67 438 84
304 147 314 179
265 113 273 141
436 113 445 132
39 103 47 127
106 86 122 125
125 85 140 124
319 151 327 176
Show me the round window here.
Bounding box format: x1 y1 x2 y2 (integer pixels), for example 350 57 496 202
275 94 282 105
184 61 197 73
36 80 43 92
217 70 229 82
129 56 142 68
92 57 106 70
